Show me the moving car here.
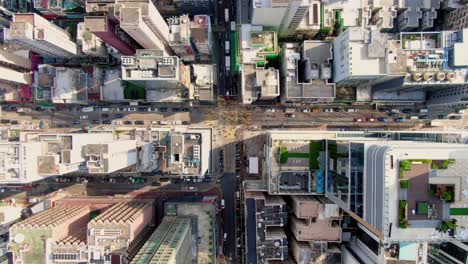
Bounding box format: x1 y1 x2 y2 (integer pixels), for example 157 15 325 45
80 115 88 120
134 120 145 125
354 118 363 122
123 120 133 125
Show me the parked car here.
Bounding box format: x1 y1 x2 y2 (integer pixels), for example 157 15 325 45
172 120 182 125
419 115 430 120
265 108 275 112
449 115 463 120
127 107 137 112
366 118 377 122
347 108 358 112
80 115 88 120
102 120 112 124
312 108 321 113
333 108 344 112
138 107 147 112
117 107 126 112
324 108 334 112
10 120 19 125
182 121 191 125
115 113 124 118
91 120 101 124
147 107 158 112
71 120 81 125
134 120 145 125
378 117 388 122
402 108 413 114
286 113 295 118
123 120 133 125
0 119 10 124
388 112 399 117
394 118 406 122
303 109 310 113
353 118 363 122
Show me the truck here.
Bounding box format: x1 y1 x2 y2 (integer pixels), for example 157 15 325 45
81 106 94 112
225 56 230 71
225 41 230 55
224 8 229 23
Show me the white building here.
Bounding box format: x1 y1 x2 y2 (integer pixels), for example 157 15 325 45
250 0 314 37
168 15 195 61
0 49 32 102
192 64 214 101
5 13 77 57
76 22 107 57
241 64 279 104
0 133 140 184
115 0 172 54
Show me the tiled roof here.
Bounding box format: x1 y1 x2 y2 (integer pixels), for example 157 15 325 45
57 227 87 246
14 206 89 228
91 201 150 224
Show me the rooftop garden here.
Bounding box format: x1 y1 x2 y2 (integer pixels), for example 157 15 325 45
399 159 455 178
429 184 455 203
279 141 323 170
399 200 408 228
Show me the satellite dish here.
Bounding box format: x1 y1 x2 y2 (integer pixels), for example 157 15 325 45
14 233 25 244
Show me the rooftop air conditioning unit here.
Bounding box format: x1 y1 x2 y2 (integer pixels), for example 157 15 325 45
423 72 433 81
412 72 422 82
436 72 446 81
447 72 456 81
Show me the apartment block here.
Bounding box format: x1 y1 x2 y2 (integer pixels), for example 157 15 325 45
33 0 85 17
281 41 334 104
121 49 190 102
241 64 280 104
397 0 441 31
130 216 194 264
168 15 195 61
34 64 88 104
84 16 140 56
245 192 288 264
4 13 77 57
114 0 171 54
0 49 32 102
85 140 137 173
76 22 107 57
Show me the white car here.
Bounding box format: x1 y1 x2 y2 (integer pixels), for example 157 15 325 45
127 107 137 112
172 120 182 125
324 108 334 112
303 109 311 113
80 115 88 120
147 107 158 112
266 108 275 112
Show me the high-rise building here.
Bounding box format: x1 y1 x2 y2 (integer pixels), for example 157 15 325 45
239 24 278 66
281 41 335 104
241 64 280 104
114 0 171 54
76 22 107 57
445 6 468 31
4 13 77 57
192 64 214 101
0 49 31 102
173 0 213 15
168 15 195 61
121 49 190 102
130 216 194 264
250 0 313 38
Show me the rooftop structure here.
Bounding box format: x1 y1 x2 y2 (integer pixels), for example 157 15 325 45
241 64 279 104
168 15 195 61
84 140 137 173
35 64 88 104
192 64 214 101
191 15 212 61
114 0 171 54
281 41 335 104
5 13 77 57
245 192 288 264
84 16 139 55
121 50 190 102
397 0 440 31
374 29 468 92
100 69 125 101
76 22 107 57
33 0 85 17
239 24 278 67
289 196 342 242
130 216 194 264
445 5 468 31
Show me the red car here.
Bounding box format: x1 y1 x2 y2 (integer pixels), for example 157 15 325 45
354 118 363 122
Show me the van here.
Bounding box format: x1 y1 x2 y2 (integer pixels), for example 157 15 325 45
420 109 429 113
221 199 225 209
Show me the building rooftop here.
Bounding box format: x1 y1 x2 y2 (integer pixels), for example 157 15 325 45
241 64 279 104
122 50 178 80
101 69 124 101
191 15 210 44
192 64 214 101
56 227 87 246
240 24 277 65
90 201 151 224
13 206 89 228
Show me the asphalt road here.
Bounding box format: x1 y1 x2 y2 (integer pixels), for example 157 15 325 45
221 172 237 263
